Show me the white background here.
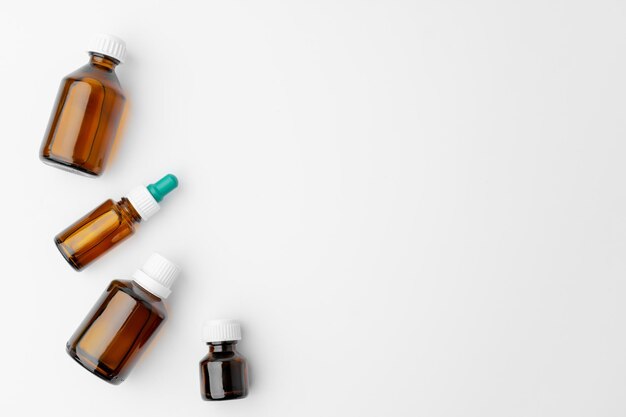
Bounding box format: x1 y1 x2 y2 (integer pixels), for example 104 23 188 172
0 0 625 415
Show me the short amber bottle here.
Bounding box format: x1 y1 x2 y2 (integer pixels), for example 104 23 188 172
40 34 126 176
55 174 178 271
67 253 180 384
200 320 249 401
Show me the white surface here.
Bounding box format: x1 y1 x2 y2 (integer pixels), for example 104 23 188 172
0 1 625 416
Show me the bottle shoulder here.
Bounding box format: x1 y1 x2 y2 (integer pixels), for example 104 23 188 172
94 198 116 210
85 199 138 232
63 64 125 98
110 279 167 318
89 199 134 227
200 349 247 363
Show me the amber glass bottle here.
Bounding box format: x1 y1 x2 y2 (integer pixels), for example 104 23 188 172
67 253 180 385
55 174 178 271
40 34 126 176
200 320 249 401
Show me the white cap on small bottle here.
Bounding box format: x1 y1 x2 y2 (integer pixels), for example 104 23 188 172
132 253 180 299
87 34 126 63
126 186 160 221
203 320 242 343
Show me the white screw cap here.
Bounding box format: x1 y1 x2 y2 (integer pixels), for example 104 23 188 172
132 253 180 299
203 320 242 343
87 34 126 63
126 186 160 221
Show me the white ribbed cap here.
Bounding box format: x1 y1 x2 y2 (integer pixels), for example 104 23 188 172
132 253 180 299
203 320 242 343
126 186 160 221
87 34 126 63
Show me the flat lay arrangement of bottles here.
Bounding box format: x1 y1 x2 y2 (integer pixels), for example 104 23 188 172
40 34 248 400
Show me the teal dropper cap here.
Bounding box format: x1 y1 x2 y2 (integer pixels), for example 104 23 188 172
147 174 179 202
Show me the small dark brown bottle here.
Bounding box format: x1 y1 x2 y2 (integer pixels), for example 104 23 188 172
200 320 249 401
40 34 126 176
67 253 180 385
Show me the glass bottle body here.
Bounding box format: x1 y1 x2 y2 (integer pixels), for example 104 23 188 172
40 54 125 176
200 342 249 400
55 198 141 271
67 280 167 385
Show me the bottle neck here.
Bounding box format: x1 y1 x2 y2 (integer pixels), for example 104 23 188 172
130 280 163 302
118 198 142 223
89 53 119 71
207 341 239 353
132 271 171 300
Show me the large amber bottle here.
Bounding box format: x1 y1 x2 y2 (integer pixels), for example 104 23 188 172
67 253 180 385
40 34 126 176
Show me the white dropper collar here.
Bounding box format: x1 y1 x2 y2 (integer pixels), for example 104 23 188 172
126 186 160 221
132 253 180 299
202 320 242 343
126 174 179 221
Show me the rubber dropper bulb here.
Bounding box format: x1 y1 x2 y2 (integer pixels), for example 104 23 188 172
147 174 179 202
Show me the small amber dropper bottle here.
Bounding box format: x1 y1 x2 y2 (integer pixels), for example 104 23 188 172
55 174 178 271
